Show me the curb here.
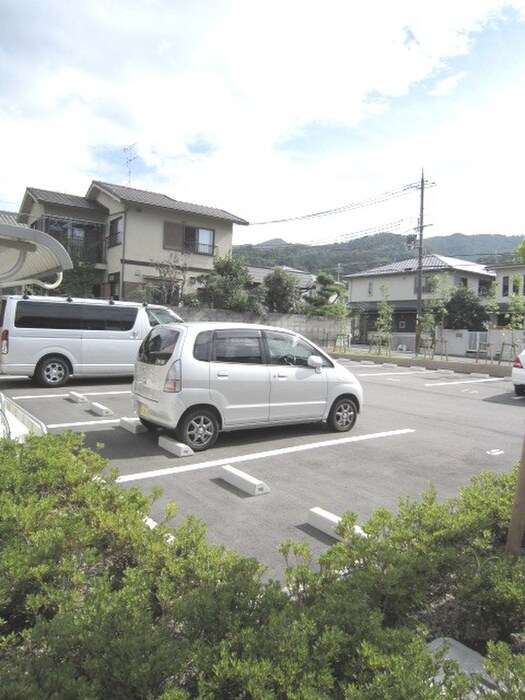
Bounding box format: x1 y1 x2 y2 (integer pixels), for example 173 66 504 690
332 352 512 379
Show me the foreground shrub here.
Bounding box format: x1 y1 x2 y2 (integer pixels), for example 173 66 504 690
1 433 524 698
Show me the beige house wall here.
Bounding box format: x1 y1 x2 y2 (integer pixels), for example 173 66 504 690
87 190 236 293
348 270 487 305
491 264 525 303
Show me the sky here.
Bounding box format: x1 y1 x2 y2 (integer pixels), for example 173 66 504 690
1 0 525 247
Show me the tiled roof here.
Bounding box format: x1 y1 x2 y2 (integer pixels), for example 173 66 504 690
345 254 495 278
248 265 316 290
25 187 108 212
89 181 249 225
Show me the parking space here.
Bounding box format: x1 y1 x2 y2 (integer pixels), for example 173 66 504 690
1 363 522 583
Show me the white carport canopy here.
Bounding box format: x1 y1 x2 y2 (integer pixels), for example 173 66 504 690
0 223 73 289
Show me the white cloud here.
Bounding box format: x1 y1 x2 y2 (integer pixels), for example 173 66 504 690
1 0 525 243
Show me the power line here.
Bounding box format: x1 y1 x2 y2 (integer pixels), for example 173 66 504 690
247 220 405 248
307 220 405 245
249 181 423 226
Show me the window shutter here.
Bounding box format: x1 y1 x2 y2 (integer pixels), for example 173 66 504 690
163 222 183 250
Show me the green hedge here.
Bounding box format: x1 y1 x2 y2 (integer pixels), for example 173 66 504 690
1 433 525 699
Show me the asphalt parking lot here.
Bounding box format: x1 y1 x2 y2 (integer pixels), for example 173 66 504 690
1 358 523 583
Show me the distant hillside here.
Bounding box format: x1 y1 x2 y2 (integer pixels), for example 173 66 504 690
233 233 523 277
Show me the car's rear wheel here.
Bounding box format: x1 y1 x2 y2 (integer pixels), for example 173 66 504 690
514 385 525 396
35 355 70 387
327 397 357 432
177 408 219 451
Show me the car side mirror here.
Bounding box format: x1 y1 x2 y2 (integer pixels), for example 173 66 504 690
307 355 323 373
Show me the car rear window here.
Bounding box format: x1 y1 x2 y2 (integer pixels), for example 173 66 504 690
138 327 180 365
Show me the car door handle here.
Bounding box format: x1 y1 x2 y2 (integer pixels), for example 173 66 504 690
276 372 288 379
217 370 230 377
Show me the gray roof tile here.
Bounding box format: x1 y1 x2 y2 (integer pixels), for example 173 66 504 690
25 187 108 212
247 265 316 290
346 254 494 278
89 181 248 225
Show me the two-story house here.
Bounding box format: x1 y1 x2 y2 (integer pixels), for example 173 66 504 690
346 254 495 343
486 261 525 326
17 181 248 300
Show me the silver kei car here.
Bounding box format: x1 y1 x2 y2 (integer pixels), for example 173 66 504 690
131 322 364 451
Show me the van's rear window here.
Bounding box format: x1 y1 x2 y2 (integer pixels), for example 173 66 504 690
14 301 138 331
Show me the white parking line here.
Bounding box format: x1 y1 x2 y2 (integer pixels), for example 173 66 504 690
424 377 505 387
356 370 427 377
13 390 131 400
116 428 416 483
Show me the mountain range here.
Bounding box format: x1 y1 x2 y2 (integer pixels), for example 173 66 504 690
233 233 523 278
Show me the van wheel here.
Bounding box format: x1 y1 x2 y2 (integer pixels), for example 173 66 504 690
328 397 357 432
35 356 70 388
177 409 219 451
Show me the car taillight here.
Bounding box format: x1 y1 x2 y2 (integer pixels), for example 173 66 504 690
1 329 8 354
163 359 181 393
513 356 524 369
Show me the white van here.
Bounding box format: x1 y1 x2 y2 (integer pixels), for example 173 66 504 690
0 295 183 387
132 322 363 451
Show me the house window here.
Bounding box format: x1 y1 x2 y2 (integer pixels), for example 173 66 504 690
367 281 373 296
522 276 525 296
163 223 215 256
513 277 520 294
502 276 509 297
184 227 214 255
109 217 123 247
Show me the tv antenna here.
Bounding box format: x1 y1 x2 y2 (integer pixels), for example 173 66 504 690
123 143 138 184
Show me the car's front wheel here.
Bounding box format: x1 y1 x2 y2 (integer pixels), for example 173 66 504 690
514 385 525 396
327 397 357 432
177 408 219 451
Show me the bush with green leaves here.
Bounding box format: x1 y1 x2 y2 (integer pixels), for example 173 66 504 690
1 433 525 698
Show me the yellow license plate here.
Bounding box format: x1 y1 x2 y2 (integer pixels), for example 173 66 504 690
138 402 149 418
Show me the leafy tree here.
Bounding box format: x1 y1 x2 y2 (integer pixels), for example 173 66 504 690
420 275 452 346
201 254 252 311
261 267 301 313
444 286 489 330
303 271 348 317
129 252 189 305
504 276 525 331
375 284 393 342
512 240 525 263
485 281 500 329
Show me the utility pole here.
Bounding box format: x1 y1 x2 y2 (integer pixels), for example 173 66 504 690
415 170 425 355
